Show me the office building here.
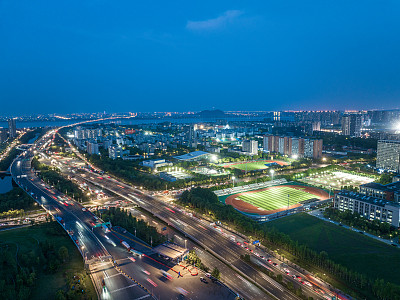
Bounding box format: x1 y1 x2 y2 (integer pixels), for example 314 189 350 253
142 159 172 170
341 113 362 137
242 140 258 155
8 118 17 138
376 140 400 172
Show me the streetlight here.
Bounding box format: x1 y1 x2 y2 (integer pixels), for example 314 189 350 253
232 176 236 188
270 169 275 181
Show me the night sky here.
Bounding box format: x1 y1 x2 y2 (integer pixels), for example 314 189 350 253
1 1 400 115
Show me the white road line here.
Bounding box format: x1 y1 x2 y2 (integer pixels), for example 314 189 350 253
133 295 151 300
110 283 138 293
104 272 123 279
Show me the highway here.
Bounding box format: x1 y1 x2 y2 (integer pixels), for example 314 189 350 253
65 167 305 300
10 147 152 299
11 131 238 299
10 122 333 300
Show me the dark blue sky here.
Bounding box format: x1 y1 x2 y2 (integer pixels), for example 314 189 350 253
1 1 400 115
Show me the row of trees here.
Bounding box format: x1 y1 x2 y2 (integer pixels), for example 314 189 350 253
0 208 26 220
186 250 209 272
0 187 35 213
179 188 400 299
324 208 398 239
32 158 89 202
0 128 46 171
97 207 166 247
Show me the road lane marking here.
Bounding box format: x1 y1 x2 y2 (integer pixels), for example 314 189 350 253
110 283 138 293
104 272 123 279
133 295 151 300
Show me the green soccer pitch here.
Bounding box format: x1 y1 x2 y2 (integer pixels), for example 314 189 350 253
230 161 269 171
238 186 316 211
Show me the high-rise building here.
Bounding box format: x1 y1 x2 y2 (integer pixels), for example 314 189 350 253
86 141 100 155
7 118 17 138
341 113 362 137
242 140 258 155
263 135 322 159
0 128 8 143
377 140 400 172
74 127 85 139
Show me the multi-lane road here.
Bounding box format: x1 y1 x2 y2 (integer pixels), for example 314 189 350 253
8 122 339 300
11 150 153 299
11 132 240 299
50 129 334 300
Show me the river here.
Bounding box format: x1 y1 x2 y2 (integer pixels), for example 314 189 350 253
0 175 13 194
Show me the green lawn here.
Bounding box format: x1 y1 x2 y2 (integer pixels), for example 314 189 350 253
230 161 270 171
0 222 96 299
238 187 316 211
265 213 400 285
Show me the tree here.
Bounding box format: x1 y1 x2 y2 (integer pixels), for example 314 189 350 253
276 274 283 283
55 290 66 300
211 267 220 280
58 246 69 262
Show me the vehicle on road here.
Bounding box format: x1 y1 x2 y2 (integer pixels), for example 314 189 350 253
200 277 208 284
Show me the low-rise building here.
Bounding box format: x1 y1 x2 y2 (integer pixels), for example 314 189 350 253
173 151 210 161
109 145 123 159
334 190 400 227
142 159 172 170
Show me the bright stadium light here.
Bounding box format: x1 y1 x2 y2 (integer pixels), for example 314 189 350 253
270 169 275 180
292 154 298 160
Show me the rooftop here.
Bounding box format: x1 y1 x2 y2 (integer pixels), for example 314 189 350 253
336 190 400 207
152 242 188 260
173 151 209 161
361 181 400 192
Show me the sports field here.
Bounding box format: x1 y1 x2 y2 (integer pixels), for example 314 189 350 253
299 171 375 190
222 160 289 171
238 186 317 211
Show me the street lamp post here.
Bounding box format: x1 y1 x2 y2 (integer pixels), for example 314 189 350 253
232 176 236 188
270 169 275 181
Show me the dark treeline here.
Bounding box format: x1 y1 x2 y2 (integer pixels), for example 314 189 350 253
32 158 89 202
0 148 19 171
179 188 400 300
97 207 166 247
0 187 35 213
0 128 46 171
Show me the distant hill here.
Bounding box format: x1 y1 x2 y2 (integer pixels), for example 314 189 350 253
196 109 227 118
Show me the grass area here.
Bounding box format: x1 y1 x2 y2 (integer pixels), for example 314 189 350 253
238 186 316 211
223 160 289 171
0 222 96 299
229 161 270 171
265 213 400 285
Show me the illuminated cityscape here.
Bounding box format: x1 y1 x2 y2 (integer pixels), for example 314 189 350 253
1 1 400 300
